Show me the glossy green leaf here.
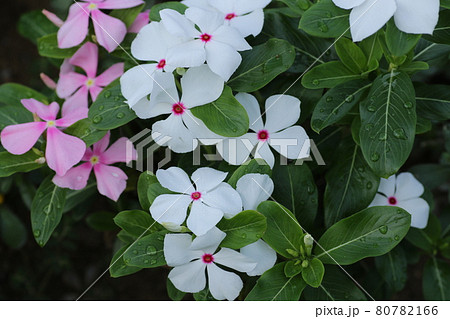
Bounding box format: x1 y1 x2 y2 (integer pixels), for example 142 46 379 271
423 10 450 45
302 61 362 89
335 38 367 73
137 171 158 211
64 118 108 147
0 105 34 131
114 210 159 238
385 20 421 57
0 83 47 107
123 231 167 268
284 260 303 277
167 278 186 301
18 10 58 44
375 246 407 292
415 84 450 121
359 32 383 69
423 257 450 300
406 213 441 253
149 2 187 21
302 258 325 288
38 33 80 58
227 159 272 188
110 245 141 278
0 151 45 178
110 4 145 28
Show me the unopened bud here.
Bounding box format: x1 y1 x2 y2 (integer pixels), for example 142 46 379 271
304 234 314 256
42 9 64 27
40 73 57 90
286 248 299 258
301 260 309 268
35 157 46 165
176 67 187 76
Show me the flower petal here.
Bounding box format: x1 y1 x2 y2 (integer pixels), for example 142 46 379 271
191 167 228 192
164 233 203 267
207 263 243 300
156 167 195 194
213 25 251 51
21 99 60 121
378 175 396 197
96 63 124 87
98 0 144 9
94 164 128 201
152 115 199 153
102 137 136 164
120 64 157 107
235 93 263 132
169 260 207 293
166 40 206 69
216 133 258 165
93 131 111 155
52 162 92 190
202 183 242 218
254 142 275 168
229 9 264 37
332 0 366 10
205 40 241 81
213 248 257 272
236 173 274 211
56 72 87 98
190 227 226 253
397 198 430 229
187 201 224 236
160 9 199 38
60 86 89 119
91 10 127 53
230 0 271 14
57 3 90 49
128 10 149 33
185 7 223 34
181 65 224 108
150 194 192 225
89 85 103 102
269 126 310 160
240 240 277 276
395 172 425 201
264 95 301 133
394 0 439 35
183 110 222 141
0 122 46 155
368 193 389 207
69 42 98 78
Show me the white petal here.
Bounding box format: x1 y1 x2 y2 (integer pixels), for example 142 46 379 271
349 0 396 42
236 173 274 211
264 95 301 133
240 240 277 276
205 41 241 81
202 183 243 218
213 248 257 272
231 0 272 14
377 175 396 197
164 233 202 266
394 0 439 35
183 110 222 141
185 7 224 34
269 126 310 160
183 0 212 8
235 93 263 132
187 201 224 236
191 167 228 192
166 40 207 69
208 0 234 13
160 9 199 38
216 133 258 166
368 193 389 207
332 0 366 10
397 198 430 229
254 142 275 168
120 64 157 107
230 9 264 37
152 115 199 153
150 194 192 225
395 172 425 201
207 263 243 300
156 166 195 194
190 227 226 254
180 64 224 108
168 260 207 293
213 25 252 51
149 72 179 112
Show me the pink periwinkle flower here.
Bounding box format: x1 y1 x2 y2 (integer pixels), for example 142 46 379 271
0 99 86 176
53 132 137 201
128 10 150 33
56 42 124 115
57 0 145 52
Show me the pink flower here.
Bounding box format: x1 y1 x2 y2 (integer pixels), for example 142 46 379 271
128 10 150 33
53 132 137 201
57 0 145 52
0 99 86 176
56 42 124 115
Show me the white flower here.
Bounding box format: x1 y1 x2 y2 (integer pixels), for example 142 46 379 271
150 167 242 236
216 93 310 168
369 172 430 229
160 8 252 80
240 240 277 276
333 0 440 42
164 227 257 300
139 65 223 153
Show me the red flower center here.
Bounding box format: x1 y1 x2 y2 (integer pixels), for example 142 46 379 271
225 13 236 20
202 254 214 264
257 130 270 142
172 102 185 115
157 59 166 70
388 196 397 205
200 33 212 43
191 191 202 201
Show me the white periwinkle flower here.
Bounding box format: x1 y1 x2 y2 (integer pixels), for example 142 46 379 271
333 0 440 42
217 93 310 168
369 172 430 229
164 227 257 300
150 167 242 236
160 8 252 81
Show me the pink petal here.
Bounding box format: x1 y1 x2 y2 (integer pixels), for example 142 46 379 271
21 98 46 114
95 63 124 87
98 0 144 9
60 86 89 122
93 131 111 155
102 137 136 164
94 164 128 201
57 3 90 49
0 122 47 155
60 59 74 75
69 42 99 78
89 85 103 102
82 148 94 162
91 10 127 53
46 127 86 176
52 162 93 190
56 72 87 98
40 73 57 90
128 11 150 33
21 99 60 121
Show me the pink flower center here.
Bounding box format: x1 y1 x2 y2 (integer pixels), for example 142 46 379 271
225 13 237 20
46 120 56 127
200 33 212 43
202 254 214 264
90 156 100 165
388 196 397 205
157 59 166 70
191 191 202 201
88 3 98 10
257 130 270 142
172 102 186 115
86 78 95 87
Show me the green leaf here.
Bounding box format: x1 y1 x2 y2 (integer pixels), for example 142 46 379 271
149 2 187 21
110 245 141 278
217 210 267 249
123 231 167 268
284 260 303 277
385 20 421 57
137 171 158 211
0 151 45 178
191 86 249 137
416 116 432 135
0 83 47 107
442 0 450 9
0 207 27 249
167 278 186 301
228 38 296 92
86 211 118 231
110 4 145 28
302 61 362 89
257 201 304 258
302 258 325 288
0 105 34 129
193 288 216 301
324 139 380 227
335 38 367 73
423 257 450 301
18 10 58 44
272 164 318 229
276 0 310 16
31 176 67 247
423 10 450 45
359 33 383 70
415 83 450 121
227 159 272 188
359 71 416 178
89 80 137 130
315 206 411 265
114 210 159 238
406 213 441 253
38 33 80 59
299 0 350 38
64 118 107 147
311 79 371 133
374 246 407 292
246 262 307 301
